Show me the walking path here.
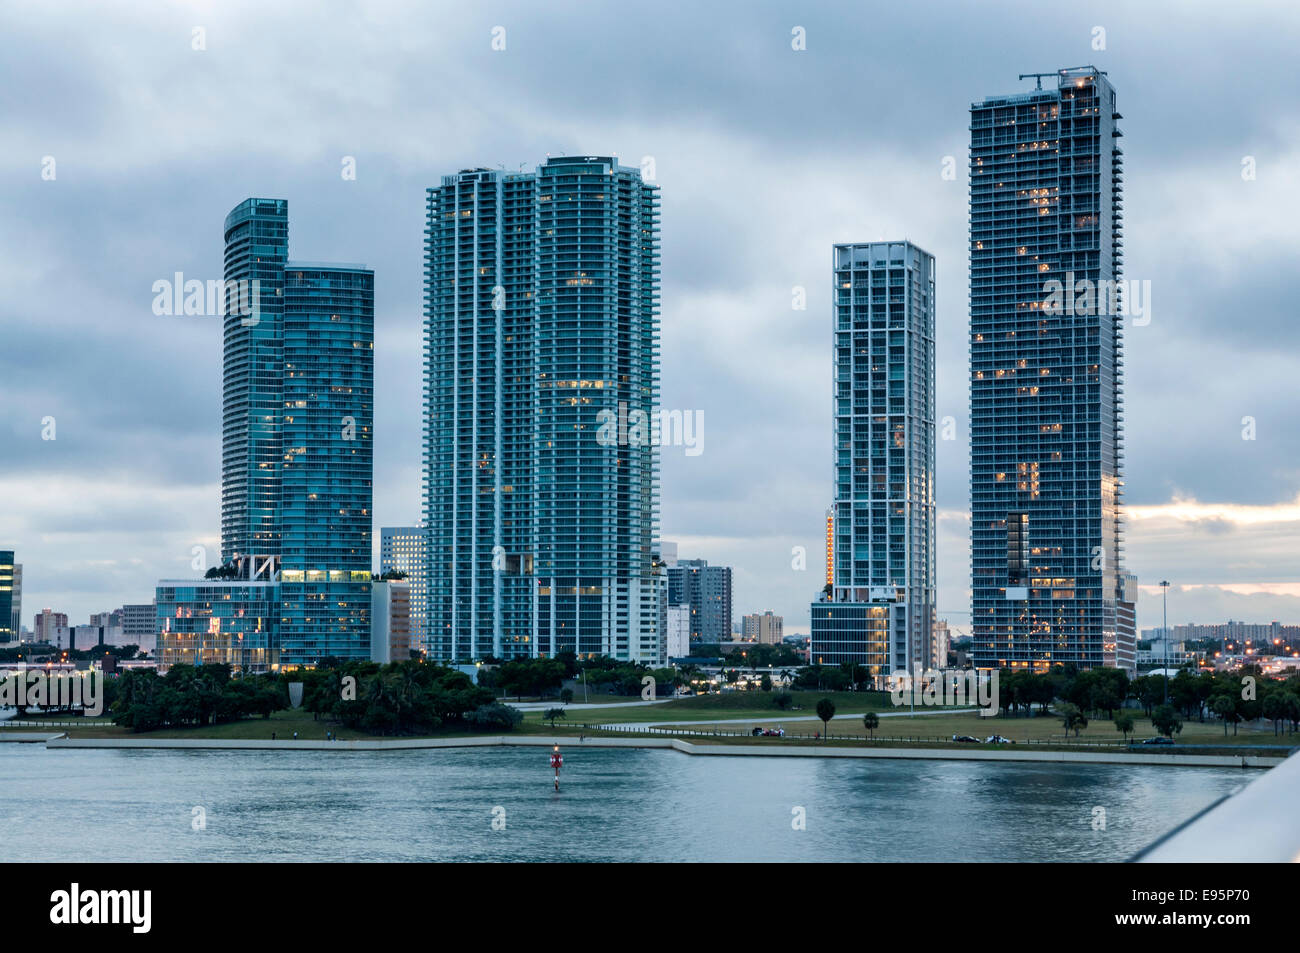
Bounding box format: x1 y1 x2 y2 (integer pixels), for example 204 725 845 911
593 707 980 731
37 733 1282 768
506 697 678 712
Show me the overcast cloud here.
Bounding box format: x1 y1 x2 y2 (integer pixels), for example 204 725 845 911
2 0 1298 635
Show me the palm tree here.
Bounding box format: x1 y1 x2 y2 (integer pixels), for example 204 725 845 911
816 698 836 740
862 711 879 739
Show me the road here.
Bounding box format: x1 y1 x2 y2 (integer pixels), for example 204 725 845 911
589 707 981 731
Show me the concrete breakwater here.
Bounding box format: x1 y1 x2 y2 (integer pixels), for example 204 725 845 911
32 733 1284 768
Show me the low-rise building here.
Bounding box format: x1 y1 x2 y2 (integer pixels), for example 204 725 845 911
370 579 411 664
742 610 784 645
156 579 280 673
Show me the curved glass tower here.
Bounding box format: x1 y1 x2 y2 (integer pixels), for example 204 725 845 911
215 199 374 665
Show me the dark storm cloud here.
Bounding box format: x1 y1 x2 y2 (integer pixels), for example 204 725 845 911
1 0 1297 632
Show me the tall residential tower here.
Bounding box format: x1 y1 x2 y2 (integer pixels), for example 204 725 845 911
424 156 660 663
159 199 374 670
969 67 1125 671
810 241 936 679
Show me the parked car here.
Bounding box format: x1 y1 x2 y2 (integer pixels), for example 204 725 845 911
952 734 980 743
984 735 1013 744
1141 736 1175 746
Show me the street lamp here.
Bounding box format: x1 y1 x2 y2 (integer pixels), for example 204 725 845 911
1159 580 1170 704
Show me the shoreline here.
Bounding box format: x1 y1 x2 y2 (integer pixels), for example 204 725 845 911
20 733 1284 767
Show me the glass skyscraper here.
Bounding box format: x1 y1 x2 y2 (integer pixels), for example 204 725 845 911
969 67 1125 671
424 156 660 663
0 550 16 642
810 242 936 678
277 261 374 662
160 198 374 669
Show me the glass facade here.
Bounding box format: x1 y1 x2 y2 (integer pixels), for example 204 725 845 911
278 264 374 663
162 198 375 669
0 551 15 642
156 581 279 672
969 67 1125 671
424 156 660 662
380 526 429 654
810 603 891 670
810 242 936 676
221 198 288 563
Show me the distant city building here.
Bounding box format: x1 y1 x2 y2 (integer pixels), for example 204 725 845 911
380 526 428 652
1111 572 1138 675
658 541 679 568
0 551 16 642
160 198 374 669
969 67 1126 672
1145 620 1300 647
8 561 20 642
742 610 784 644
824 508 834 588
666 604 691 659
1137 641 1196 667
932 618 952 669
811 241 936 680
370 579 412 665
157 580 279 672
48 626 73 650
68 623 123 652
120 603 156 654
90 610 123 629
424 157 661 663
667 559 733 644
32 608 68 644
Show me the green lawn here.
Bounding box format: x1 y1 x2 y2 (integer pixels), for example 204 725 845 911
530 690 926 725
19 701 1292 756
634 709 1298 748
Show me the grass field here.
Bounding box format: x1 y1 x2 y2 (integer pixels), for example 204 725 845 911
633 709 1298 748
525 690 927 726
9 701 1295 755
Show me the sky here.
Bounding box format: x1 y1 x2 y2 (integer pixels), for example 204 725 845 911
2 0 1299 637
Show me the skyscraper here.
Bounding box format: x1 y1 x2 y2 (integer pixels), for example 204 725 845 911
968 67 1125 671
159 198 374 670
810 241 936 678
0 551 16 643
9 561 20 640
277 260 374 661
424 156 660 663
